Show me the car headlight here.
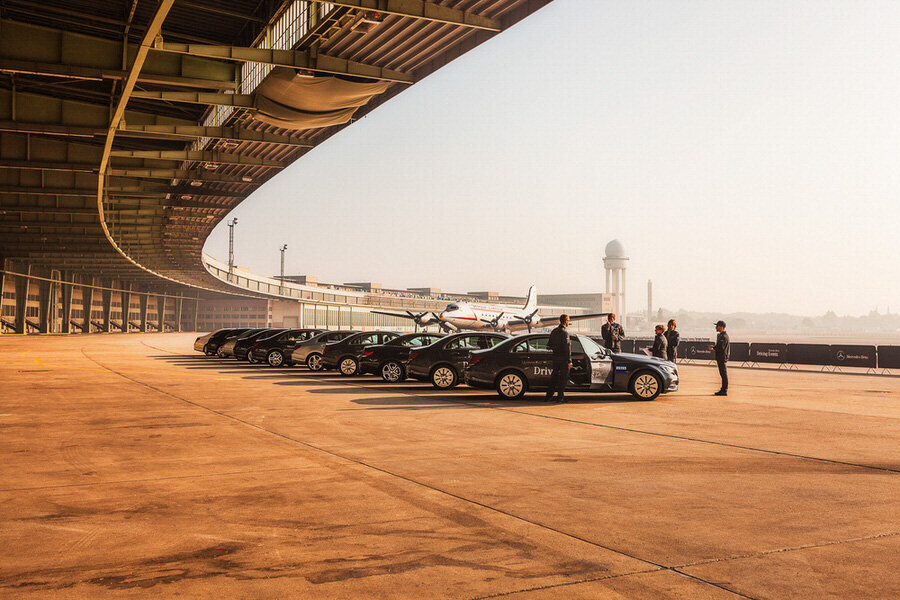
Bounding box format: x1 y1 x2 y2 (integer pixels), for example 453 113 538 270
661 365 677 375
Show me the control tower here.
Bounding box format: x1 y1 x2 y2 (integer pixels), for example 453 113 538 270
603 239 629 323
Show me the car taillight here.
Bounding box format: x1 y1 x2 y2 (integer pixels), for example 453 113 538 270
468 355 483 368
361 349 374 358
408 350 420 361
323 346 330 354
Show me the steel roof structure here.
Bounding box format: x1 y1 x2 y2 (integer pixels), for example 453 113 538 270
0 0 552 300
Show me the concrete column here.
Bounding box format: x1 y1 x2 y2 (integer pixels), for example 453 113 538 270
621 269 627 330
175 296 183 332
139 292 149 332
15 267 29 334
82 279 95 333
101 284 112 333
61 272 74 334
605 269 611 293
157 295 166 332
192 296 199 332
121 283 132 333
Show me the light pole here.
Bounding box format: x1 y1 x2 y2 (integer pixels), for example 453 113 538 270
279 244 288 293
227 218 238 278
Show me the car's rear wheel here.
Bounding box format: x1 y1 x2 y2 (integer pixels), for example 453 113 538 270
267 350 284 367
381 361 405 383
216 347 226 358
431 365 458 389
496 370 527 399
339 357 359 376
247 352 259 364
629 371 662 400
306 353 324 371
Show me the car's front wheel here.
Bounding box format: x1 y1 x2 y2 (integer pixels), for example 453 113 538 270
247 352 259 364
629 371 662 400
216 347 226 358
306 353 324 371
204 344 215 356
431 365 458 389
339 356 359 376
496 371 527 399
381 361 405 383
267 350 284 367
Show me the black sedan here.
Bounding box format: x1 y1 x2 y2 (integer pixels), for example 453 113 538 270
465 333 678 400
233 329 286 361
285 330 357 369
194 328 250 356
407 332 509 389
321 331 401 376
359 332 446 382
216 328 269 358
247 328 326 366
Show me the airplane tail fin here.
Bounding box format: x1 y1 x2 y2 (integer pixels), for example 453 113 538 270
521 285 537 315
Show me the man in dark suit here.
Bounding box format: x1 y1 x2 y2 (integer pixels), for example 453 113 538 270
664 319 680 363
709 320 730 396
600 313 625 352
651 325 667 359
546 314 571 403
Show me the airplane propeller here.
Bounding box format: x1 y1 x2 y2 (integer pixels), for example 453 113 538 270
517 309 540 333
479 312 505 331
407 310 438 332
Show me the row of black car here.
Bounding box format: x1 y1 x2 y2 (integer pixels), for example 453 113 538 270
193 327 679 400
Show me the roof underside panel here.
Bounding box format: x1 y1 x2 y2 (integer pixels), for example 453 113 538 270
0 0 553 294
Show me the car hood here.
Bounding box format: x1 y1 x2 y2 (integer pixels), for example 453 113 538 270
614 352 675 368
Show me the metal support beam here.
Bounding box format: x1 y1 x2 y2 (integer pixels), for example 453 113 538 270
38 268 53 333
192 297 199 332
121 283 132 333
108 150 284 168
107 168 262 184
130 91 255 108
326 0 501 31
119 125 313 147
155 43 414 84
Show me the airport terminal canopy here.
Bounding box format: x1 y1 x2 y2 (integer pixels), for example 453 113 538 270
0 0 551 298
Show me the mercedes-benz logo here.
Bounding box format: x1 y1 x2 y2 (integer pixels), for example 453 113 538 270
835 350 845 361
690 347 697 356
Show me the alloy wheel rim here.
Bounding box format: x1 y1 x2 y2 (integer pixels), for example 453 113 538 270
269 352 282 366
433 367 454 387
499 374 523 397
341 359 357 374
635 374 659 397
383 363 401 382
308 355 322 370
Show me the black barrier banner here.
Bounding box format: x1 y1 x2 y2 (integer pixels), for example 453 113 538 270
679 340 715 361
828 345 877 368
786 343 831 366
729 342 751 363
622 340 653 354
749 343 787 363
877 346 900 369
620 340 635 354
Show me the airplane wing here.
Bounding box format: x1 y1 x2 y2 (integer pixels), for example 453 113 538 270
505 313 610 332
370 310 417 320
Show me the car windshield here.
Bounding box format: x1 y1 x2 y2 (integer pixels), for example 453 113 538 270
578 335 607 357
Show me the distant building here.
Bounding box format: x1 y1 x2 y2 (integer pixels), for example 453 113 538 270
603 239 629 323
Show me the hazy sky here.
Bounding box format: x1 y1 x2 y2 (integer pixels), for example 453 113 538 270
206 0 900 317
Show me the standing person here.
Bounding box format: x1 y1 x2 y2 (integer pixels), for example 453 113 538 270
601 313 625 353
546 314 572 403
664 319 680 363
709 320 730 396
651 325 667 358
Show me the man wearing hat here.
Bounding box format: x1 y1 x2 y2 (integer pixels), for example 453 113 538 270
709 321 730 396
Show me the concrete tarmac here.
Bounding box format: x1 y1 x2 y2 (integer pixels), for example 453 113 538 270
1 333 897 599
